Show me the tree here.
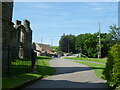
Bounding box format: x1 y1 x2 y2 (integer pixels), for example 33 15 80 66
83 33 98 58
59 34 75 53
109 25 120 44
75 34 84 53
100 33 114 57
75 33 113 58
59 32 115 58
75 33 98 58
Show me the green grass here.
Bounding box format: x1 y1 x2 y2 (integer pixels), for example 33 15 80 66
2 56 56 88
10 59 32 76
2 73 42 89
65 57 107 63
35 56 56 77
75 61 105 79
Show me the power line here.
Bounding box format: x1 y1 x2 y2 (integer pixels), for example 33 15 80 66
41 37 42 44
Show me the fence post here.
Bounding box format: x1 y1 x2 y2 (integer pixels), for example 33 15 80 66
7 46 10 76
31 50 37 72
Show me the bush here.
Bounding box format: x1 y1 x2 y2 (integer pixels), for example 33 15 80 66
104 44 120 89
77 54 88 58
81 54 88 58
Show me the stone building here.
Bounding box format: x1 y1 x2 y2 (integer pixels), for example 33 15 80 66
23 20 32 58
2 2 14 71
14 19 32 59
2 2 33 72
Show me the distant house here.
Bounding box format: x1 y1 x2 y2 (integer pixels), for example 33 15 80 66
34 43 55 56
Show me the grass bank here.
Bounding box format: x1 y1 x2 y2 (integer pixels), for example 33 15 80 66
2 56 56 88
65 57 107 63
75 61 105 79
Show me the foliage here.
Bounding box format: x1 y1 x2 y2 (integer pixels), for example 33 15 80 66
104 45 120 89
80 54 88 58
75 34 85 53
51 46 60 51
59 34 75 53
109 25 120 44
101 33 114 58
59 32 115 58
83 33 98 58
58 25 120 58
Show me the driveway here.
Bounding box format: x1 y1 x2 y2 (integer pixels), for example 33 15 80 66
25 58 107 88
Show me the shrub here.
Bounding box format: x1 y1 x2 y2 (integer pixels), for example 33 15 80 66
104 44 120 89
77 54 88 58
81 54 88 58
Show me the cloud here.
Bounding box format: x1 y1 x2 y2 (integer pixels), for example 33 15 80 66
33 3 63 10
92 7 104 10
88 2 99 6
59 13 70 16
35 4 52 9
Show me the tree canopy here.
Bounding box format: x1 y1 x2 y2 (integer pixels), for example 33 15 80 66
59 32 114 58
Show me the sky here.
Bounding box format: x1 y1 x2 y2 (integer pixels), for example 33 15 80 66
12 2 118 46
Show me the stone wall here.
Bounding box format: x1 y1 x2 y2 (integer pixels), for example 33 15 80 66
2 2 14 71
0 2 2 89
14 20 32 59
23 20 32 58
2 2 33 72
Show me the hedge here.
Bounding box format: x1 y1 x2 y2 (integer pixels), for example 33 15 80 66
104 44 120 89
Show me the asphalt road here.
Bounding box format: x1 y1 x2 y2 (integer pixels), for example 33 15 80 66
25 58 107 88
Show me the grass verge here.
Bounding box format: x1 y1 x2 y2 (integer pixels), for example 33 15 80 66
2 73 42 89
65 57 107 63
75 61 105 79
35 56 56 77
2 56 56 88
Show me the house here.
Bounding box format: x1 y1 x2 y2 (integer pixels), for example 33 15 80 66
34 43 55 56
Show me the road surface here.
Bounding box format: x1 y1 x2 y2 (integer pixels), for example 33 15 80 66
25 58 107 88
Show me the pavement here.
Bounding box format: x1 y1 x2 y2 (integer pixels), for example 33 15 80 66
25 58 107 88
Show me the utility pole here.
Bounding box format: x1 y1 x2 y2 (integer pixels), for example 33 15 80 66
40 38 43 52
41 38 42 44
98 22 101 58
51 39 53 47
79 47 82 58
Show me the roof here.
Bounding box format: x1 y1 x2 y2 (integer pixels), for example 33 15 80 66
35 43 55 55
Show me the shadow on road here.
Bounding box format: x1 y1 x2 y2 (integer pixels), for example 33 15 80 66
36 66 104 76
54 66 104 75
26 79 108 89
23 60 107 89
